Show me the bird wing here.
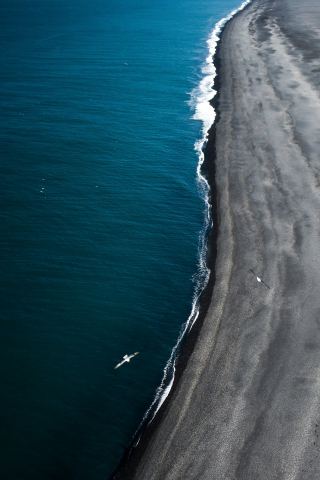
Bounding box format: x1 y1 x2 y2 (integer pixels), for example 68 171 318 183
128 352 140 360
115 360 125 369
261 280 270 289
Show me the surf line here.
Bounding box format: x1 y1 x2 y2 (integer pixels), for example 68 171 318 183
135 0 252 440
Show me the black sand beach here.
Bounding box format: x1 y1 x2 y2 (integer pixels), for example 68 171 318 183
112 0 320 478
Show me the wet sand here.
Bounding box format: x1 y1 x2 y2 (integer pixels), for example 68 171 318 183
113 0 320 478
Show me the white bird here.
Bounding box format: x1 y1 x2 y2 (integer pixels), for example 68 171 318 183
250 269 270 289
115 351 140 369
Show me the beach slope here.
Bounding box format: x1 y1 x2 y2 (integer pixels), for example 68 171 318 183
114 0 320 478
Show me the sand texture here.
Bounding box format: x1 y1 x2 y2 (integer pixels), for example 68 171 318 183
115 0 320 478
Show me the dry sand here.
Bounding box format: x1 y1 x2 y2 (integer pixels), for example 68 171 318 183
113 0 320 478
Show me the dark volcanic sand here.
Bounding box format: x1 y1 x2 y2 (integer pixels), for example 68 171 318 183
113 0 320 478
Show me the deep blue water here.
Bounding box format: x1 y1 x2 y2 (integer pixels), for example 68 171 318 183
1 0 245 478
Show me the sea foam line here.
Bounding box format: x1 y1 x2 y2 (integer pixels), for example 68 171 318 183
135 0 251 439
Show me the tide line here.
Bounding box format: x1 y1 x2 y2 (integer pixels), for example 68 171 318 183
134 0 252 442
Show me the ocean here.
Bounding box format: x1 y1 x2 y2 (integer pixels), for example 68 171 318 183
0 0 248 478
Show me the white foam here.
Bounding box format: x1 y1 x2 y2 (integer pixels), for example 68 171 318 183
190 0 252 325
133 0 252 437
191 0 251 167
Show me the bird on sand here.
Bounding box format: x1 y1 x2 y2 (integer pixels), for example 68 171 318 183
250 269 270 289
115 351 140 369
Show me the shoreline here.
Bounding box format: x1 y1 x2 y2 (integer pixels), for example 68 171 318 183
109 5 245 476
109 16 225 480
112 0 320 477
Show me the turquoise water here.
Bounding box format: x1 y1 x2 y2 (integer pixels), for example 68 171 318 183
0 0 245 478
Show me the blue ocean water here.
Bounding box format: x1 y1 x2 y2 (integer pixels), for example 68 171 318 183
0 0 246 478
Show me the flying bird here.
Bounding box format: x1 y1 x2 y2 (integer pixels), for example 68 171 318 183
250 269 270 289
115 351 140 369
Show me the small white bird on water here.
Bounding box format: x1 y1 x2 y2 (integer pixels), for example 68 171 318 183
115 351 140 369
250 269 270 289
